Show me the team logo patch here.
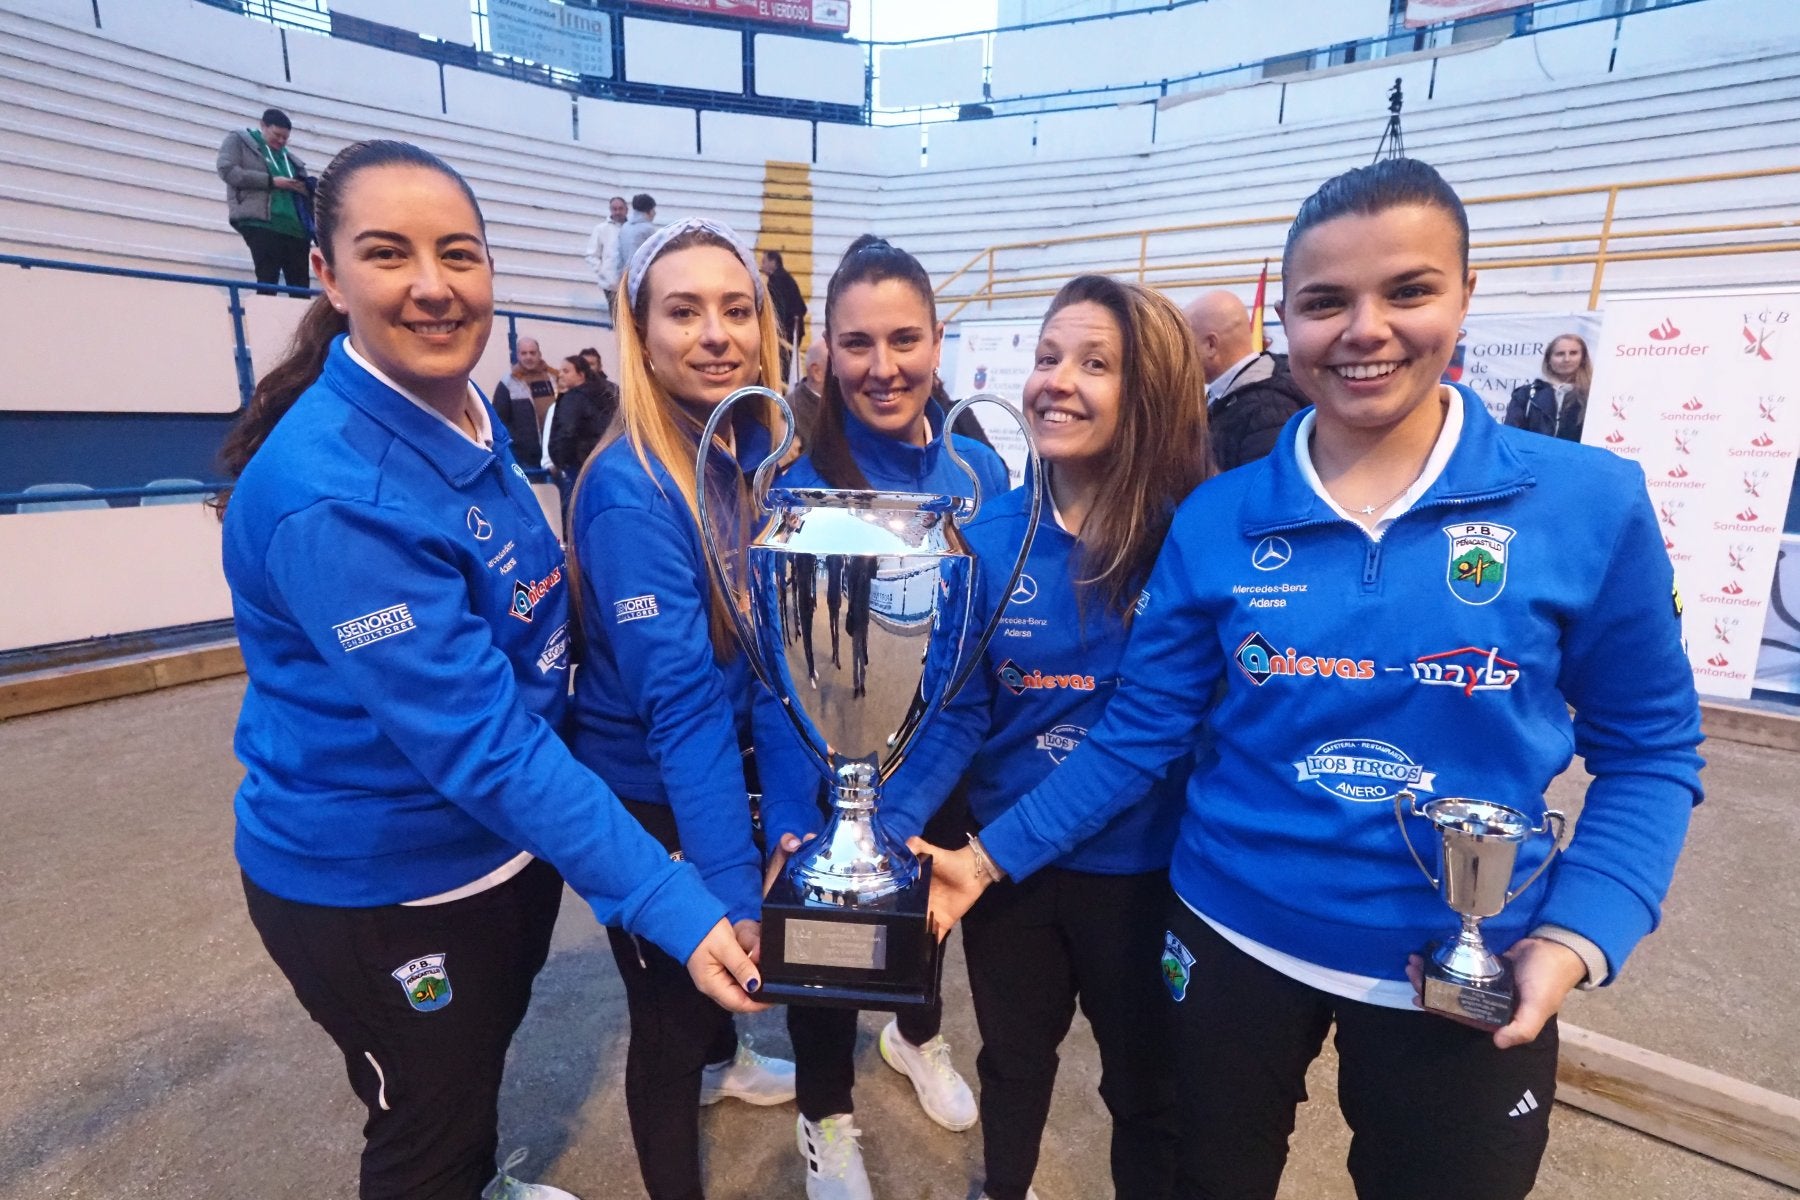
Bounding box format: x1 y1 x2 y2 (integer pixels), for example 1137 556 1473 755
1251 536 1292 571
333 603 416 652
1293 738 1436 803
1444 523 1515 606
1010 574 1039 604
511 462 529 482
1134 590 1150 615
509 566 563 624
1161 931 1195 1002
391 954 452 1012
613 594 660 623
1034 724 1085 764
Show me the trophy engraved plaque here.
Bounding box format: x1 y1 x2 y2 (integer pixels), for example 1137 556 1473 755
1394 790 1567 1029
698 387 1040 1009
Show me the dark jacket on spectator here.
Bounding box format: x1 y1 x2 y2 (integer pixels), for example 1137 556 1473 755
549 377 619 475
767 265 808 350
1208 352 1311 472
1504 379 1586 442
493 371 557 467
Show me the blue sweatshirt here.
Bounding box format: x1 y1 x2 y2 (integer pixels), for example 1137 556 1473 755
883 484 1187 874
567 409 770 923
775 401 1011 500
757 402 1010 844
979 387 1704 982
224 338 725 961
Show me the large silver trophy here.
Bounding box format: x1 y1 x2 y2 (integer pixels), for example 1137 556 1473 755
698 386 1039 1008
1395 791 1567 1028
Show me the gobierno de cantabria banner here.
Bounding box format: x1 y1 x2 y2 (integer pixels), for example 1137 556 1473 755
1584 294 1799 700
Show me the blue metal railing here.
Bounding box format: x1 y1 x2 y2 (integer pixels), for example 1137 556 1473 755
0 254 583 509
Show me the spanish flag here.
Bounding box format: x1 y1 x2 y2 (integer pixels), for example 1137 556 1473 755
1250 258 1270 351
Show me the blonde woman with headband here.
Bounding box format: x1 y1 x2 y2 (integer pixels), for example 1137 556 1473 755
566 218 797 1200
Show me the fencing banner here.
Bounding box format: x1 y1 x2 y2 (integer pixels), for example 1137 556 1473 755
944 319 1042 487
1450 311 1601 424
1584 294 1800 699
488 0 613 77
632 0 850 32
1404 0 1527 27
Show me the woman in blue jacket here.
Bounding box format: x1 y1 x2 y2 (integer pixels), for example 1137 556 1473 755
756 235 1007 1200
565 218 797 1200
919 158 1704 1200
886 274 1210 1200
217 141 761 1200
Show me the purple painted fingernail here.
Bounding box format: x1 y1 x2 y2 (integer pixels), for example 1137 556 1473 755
745 977 761 994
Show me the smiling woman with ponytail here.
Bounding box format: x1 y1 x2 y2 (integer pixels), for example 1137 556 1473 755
214 140 762 1200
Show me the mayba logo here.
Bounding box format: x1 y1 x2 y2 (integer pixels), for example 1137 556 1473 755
1235 631 1375 685
1409 646 1520 697
333 603 416 652
509 566 563 623
1035 724 1086 764
997 659 1097 695
1294 738 1437 803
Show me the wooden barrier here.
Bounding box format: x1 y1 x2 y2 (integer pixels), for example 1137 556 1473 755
1558 1023 1800 1189
0 640 243 720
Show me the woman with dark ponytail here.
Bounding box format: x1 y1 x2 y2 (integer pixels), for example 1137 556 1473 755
216 140 763 1200
755 235 1008 1200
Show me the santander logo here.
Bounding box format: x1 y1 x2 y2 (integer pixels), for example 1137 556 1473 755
1667 464 1689 479
1605 429 1626 445
1649 319 1682 341
1721 580 1744 596
1681 396 1704 411
1620 317 1708 358
1752 432 1776 447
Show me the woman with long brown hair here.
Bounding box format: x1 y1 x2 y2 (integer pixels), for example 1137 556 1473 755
1503 332 1591 440
564 217 798 1200
215 141 761 1200
883 274 1210 1200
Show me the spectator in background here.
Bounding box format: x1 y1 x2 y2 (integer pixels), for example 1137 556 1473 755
553 353 617 478
1184 290 1309 472
493 337 558 469
784 336 827 444
761 250 809 384
216 108 311 296
584 195 629 319
1505 333 1590 441
607 194 659 292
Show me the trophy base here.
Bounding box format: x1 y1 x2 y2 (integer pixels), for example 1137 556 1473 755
759 857 942 1012
1420 941 1515 1029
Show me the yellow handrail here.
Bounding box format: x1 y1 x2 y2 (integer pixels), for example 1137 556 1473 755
936 164 1800 323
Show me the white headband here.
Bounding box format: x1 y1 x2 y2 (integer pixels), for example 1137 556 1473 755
625 216 766 312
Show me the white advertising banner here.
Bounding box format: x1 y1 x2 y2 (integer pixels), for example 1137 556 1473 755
1404 0 1526 28
1584 294 1800 699
1450 311 1602 425
488 0 613 78
944 319 1042 487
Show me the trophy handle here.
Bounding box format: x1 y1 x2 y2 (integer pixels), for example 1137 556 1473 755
1504 808 1568 905
939 393 1043 706
1392 789 1440 889
695 384 792 696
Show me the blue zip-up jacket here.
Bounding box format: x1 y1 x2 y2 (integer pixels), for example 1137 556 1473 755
883 484 1187 874
567 409 771 924
775 401 1011 499
757 403 1010 844
224 338 725 961
979 387 1704 982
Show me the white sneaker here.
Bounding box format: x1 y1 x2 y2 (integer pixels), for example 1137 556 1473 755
483 1149 582 1199
797 1113 873 1200
699 1041 797 1106
878 1019 978 1131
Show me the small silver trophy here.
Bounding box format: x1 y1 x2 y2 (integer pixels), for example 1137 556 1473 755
697 386 1039 1008
1394 791 1567 1028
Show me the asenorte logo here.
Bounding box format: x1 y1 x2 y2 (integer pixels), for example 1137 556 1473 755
333 603 416 652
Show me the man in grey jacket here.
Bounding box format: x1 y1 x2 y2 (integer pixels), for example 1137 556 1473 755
216 108 311 295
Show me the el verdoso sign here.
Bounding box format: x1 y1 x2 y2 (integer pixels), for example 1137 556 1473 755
632 0 851 32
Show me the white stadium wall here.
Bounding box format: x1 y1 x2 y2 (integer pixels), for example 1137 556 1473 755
3 0 1800 652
